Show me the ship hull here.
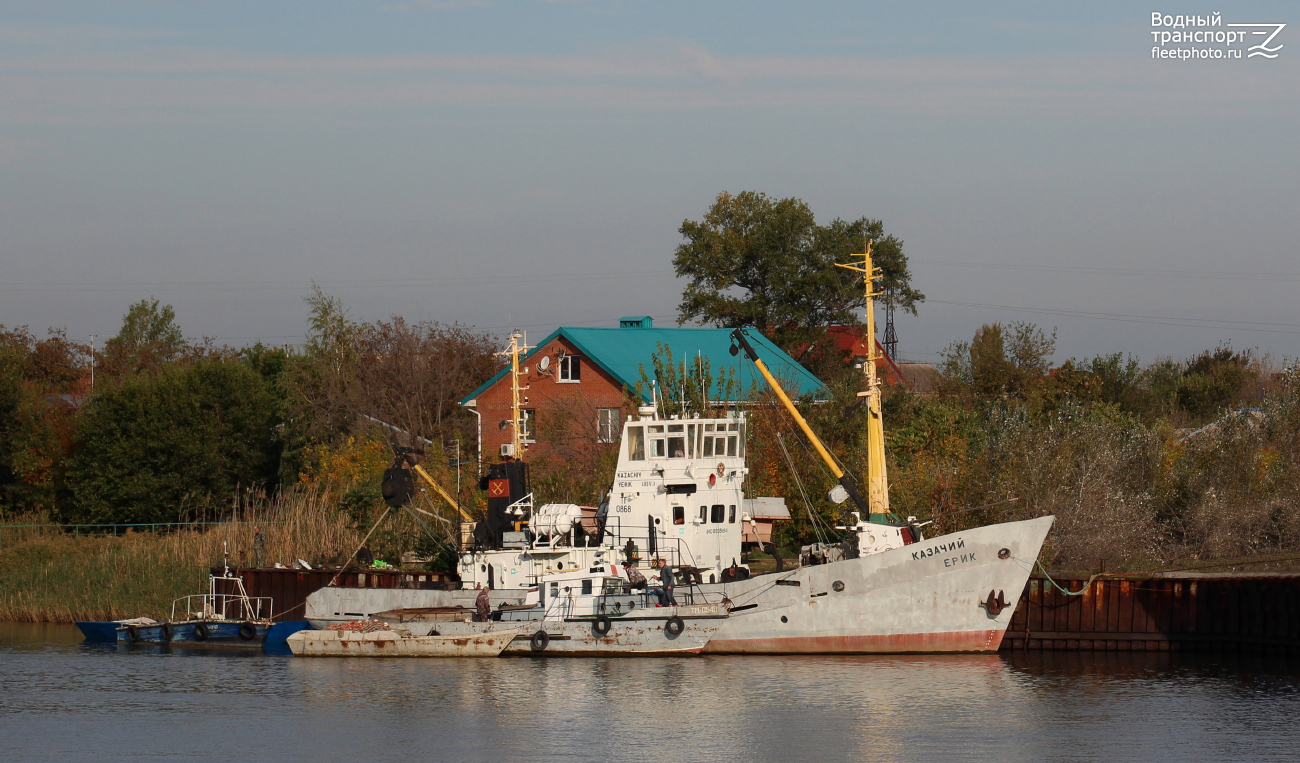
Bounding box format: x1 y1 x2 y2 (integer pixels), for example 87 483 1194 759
701 515 1053 654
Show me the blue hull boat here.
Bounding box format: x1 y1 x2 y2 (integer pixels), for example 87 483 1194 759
74 556 310 650
74 619 271 645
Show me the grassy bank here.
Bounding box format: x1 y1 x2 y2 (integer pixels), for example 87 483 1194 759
0 486 371 623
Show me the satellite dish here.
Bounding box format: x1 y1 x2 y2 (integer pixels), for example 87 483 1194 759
539 356 551 371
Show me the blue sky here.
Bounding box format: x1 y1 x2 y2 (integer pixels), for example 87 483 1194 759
1 1 1297 365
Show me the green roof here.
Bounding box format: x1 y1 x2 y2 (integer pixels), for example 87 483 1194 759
461 326 826 405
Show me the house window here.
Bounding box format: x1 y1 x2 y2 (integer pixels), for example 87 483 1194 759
558 355 581 383
711 504 725 523
520 409 536 443
729 505 736 523
699 506 708 523
581 578 593 595
672 506 684 525
598 408 620 443
627 426 645 460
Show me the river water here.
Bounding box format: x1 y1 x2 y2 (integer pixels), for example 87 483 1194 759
3 623 1299 761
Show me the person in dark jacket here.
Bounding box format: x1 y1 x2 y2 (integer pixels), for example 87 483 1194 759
649 558 678 606
475 584 491 622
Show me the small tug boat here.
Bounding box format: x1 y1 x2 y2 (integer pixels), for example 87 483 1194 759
296 565 727 658
75 556 277 647
431 565 729 656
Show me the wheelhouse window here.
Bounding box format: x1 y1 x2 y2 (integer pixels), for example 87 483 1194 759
598 408 620 443
701 421 743 458
711 504 725 523
648 425 666 458
667 424 686 458
558 355 581 382
627 426 645 460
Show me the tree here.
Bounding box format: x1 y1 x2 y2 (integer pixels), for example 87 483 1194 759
0 327 87 516
673 191 923 354
65 359 280 524
940 321 1056 397
100 298 188 377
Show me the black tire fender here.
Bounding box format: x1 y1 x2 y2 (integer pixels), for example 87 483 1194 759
160 623 175 642
125 624 142 643
664 616 685 636
593 615 612 636
238 622 257 641
530 630 550 652
193 622 210 641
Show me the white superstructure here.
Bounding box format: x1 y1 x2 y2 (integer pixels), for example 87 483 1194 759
457 410 753 590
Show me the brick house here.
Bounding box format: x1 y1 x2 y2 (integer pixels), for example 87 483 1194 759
460 317 825 467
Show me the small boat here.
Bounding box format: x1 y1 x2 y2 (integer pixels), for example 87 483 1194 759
75 558 277 647
412 566 730 657
286 620 518 657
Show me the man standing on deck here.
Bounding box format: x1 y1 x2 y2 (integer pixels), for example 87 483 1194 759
475 583 491 622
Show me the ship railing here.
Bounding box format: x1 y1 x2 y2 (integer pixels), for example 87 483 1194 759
170 593 274 623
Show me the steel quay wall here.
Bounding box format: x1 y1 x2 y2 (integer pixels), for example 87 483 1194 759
1002 573 1300 654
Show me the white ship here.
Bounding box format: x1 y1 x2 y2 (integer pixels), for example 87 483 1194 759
307 243 1052 653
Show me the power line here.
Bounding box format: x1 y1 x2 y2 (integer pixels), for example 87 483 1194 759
930 299 1300 335
912 259 1300 283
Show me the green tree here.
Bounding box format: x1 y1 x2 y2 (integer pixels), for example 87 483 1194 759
65 360 281 524
673 191 922 354
101 298 188 377
940 321 1056 397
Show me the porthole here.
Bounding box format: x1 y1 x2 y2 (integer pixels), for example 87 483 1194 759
480 564 486 572
998 548 1011 560
832 580 845 592
780 616 788 624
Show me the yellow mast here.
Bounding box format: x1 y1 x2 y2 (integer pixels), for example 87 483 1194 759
496 330 532 457
836 241 889 517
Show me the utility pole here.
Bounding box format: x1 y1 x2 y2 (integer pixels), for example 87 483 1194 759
89 334 97 392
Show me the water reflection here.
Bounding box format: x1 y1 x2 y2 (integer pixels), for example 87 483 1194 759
2 624 1297 761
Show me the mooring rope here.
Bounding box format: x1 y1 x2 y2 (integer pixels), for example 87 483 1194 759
1035 559 1102 597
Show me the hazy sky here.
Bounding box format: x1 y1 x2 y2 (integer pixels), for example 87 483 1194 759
2 1 1297 366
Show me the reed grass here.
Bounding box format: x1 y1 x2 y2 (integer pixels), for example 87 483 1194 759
0 485 370 623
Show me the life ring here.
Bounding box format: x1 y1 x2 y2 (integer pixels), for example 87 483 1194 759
664 616 685 636
593 615 612 636
160 623 175 642
125 624 142 643
238 622 257 641
716 463 726 477
193 622 210 641
530 630 550 652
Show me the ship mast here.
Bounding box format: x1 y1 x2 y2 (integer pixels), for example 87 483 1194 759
836 241 890 517
497 330 533 457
